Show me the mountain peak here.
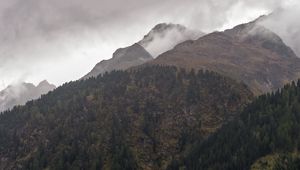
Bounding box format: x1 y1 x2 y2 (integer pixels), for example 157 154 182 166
82 43 153 79
83 23 204 79
38 80 50 86
138 23 188 47
112 43 151 60
150 23 186 33
224 17 298 58
37 80 56 94
0 81 55 112
139 23 204 57
150 17 300 94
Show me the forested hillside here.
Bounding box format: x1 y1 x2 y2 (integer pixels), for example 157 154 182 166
0 66 252 170
180 81 300 170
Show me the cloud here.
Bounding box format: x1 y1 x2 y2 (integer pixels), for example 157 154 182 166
0 80 55 112
0 82 31 112
259 1 300 57
0 0 295 90
139 24 204 57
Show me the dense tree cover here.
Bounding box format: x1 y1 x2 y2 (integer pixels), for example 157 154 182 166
273 153 300 170
0 66 252 170
180 81 300 170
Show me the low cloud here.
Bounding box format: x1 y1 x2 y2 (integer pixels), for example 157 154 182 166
0 0 295 89
0 80 55 112
139 24 204 57
260 2 300 57
0 83 31 112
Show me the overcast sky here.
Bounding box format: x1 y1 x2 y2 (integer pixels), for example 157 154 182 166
0 0 298 90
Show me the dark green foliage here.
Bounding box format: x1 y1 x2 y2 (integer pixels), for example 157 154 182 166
182 80 300 170
274 154 300 170
0 66 252 169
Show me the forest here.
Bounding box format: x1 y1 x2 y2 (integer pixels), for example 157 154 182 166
1 66 300 169
179 81 300 170
0 66 252 170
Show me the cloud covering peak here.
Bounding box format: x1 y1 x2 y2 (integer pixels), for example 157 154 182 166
259 3 300 57
0 0 297 90
139 23 204 57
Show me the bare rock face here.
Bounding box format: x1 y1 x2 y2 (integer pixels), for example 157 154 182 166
0 80 56 112
150 19 300 95
83 43 153 79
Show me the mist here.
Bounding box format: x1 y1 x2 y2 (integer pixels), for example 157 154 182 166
0 80 56 112
139 24 204 57
260 1 300 57
0 0 296 90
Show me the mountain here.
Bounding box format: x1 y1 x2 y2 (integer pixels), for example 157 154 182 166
2 18 299 170
178 80 300 170
138 23 204 57
149 19 300 95
83 43 153 79
259 10 300 58
0 66 253 170
0 80 56 112
83 23 204 79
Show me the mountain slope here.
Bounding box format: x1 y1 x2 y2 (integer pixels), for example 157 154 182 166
0 80 56 112
149 19 300 95
83 23 204 79
0 66 252 170
180 80 300 170
83 43 153 79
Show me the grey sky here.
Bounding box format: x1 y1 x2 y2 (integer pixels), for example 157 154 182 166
0 0 297 90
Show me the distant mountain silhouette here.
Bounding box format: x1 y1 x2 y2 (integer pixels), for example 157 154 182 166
0 80 56 112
